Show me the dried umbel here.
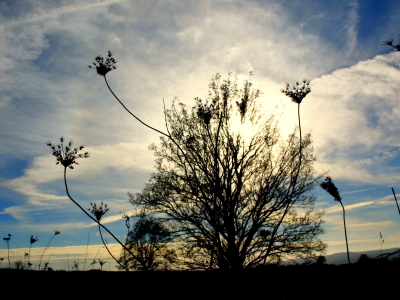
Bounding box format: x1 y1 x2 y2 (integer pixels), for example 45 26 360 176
98 259 106 267
30 235 38 245
281 79 311 104
3 233 11 243
46 136 89 169
88 51 118 77
88 202 110 221
320 176 342 202
382 38 400 52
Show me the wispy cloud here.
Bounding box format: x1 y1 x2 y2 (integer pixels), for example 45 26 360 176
342 187 378 195
0 0 127 29
325 201 375 214
344 1 359 56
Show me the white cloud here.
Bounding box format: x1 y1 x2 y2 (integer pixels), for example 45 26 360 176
303 53 400 184
176 26 204 44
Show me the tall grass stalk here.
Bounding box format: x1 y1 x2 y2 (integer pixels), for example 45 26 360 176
83 231 90 270
320 177 350 264
28 235 38 269
3 234 11 268
38 231 60 270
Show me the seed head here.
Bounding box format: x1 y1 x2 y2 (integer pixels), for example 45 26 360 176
30 235 38 245
98 259 106 266
88 201 110 221
281 79 311 104
88 50 118 77
320 176 342 202
46 136 89 169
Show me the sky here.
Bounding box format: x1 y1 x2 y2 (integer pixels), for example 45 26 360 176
1 0 400 270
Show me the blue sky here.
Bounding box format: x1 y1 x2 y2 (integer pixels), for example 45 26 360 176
1 0 400 270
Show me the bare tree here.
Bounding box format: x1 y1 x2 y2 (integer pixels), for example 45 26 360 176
130 73 326 270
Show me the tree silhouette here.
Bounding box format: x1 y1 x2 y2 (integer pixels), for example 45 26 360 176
118 212 176 271
127 73 326 269
316 255 326 265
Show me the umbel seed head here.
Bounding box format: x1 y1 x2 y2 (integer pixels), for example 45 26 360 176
88 201 110 221
46 137 89 169
88 50 118 77
281 79 311 104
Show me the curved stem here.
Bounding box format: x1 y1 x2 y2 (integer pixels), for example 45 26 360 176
38 234 55 270
104 78 215 211
98 223 128 271
63 167 140 263
340 201 351 264
104 76 170 138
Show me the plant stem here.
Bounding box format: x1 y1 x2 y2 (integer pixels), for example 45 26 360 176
83 231 89 270
38 234 56 270
28 244 32 269
391 187 400 216
98 224 128 271
104 76 169 138
340 201 350 264
63 167 140 264
7 242 10 269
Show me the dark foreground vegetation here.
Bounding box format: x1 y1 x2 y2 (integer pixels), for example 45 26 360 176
2 260 398 298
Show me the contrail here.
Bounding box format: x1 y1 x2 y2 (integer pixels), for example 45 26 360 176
0 0 127 29
341 187 377 195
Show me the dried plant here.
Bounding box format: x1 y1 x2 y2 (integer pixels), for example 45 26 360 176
281 79 311 104
47 136 141 271
382 22 400 52
88 52 168 137
122 212 131 270
46 136 89 169
88 202 128 271
88 50 118 77
3 234 11 268
320 176 350 264
88 202 109 221
98 259 107 271
39 230 60 270
28 235 38 268
263 79 312 263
